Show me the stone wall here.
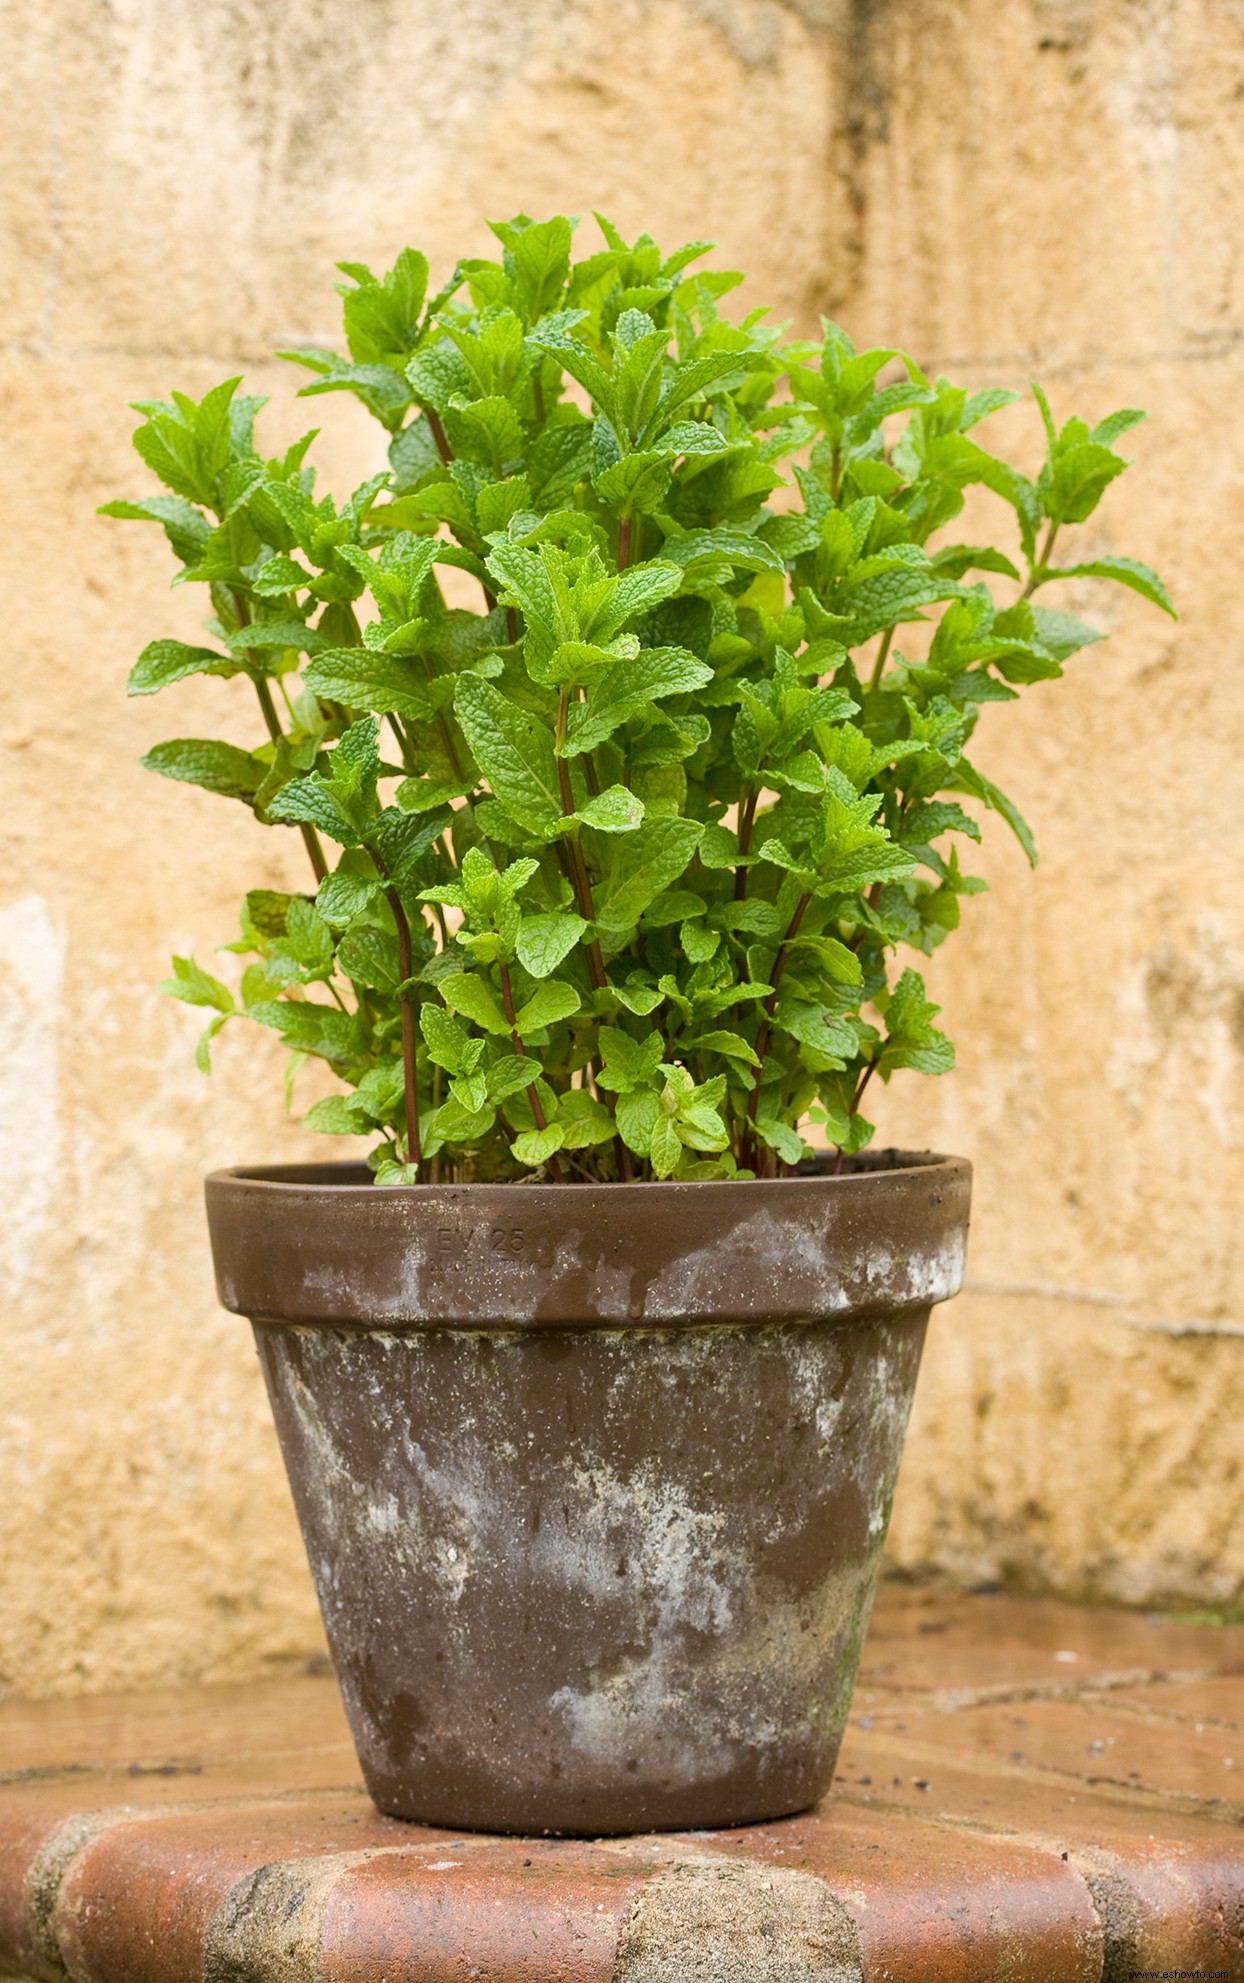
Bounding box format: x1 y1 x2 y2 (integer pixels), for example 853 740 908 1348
1 0 1240 1696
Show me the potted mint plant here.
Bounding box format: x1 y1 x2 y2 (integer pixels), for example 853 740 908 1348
106 214 1172 1835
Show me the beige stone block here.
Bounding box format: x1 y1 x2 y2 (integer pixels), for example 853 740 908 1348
13 0 837 360
834 0 1244 369
889 1289 1244 1608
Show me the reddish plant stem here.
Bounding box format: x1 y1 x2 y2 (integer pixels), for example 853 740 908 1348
831 1060 877 1176
847 880 885 955
369 850 423 1176
555 693 608 993
425 407 452 465
499 960 565 1184
617 515 632 572
733 787 759 900
232 593 327 885
742 891 812 1167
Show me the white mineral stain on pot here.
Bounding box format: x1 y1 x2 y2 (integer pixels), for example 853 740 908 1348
261 1304 933 1814
367 1495 399 1536
641 1209 850 1321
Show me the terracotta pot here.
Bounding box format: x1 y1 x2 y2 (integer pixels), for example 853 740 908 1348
206 1151 970 1835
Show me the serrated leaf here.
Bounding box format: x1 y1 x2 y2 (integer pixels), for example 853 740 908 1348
564 647 712 757
685 1030 760 1067
1052 556 1175 617
649 1111 683 1177
513 980 581 1036
128 639 236 696
316 870 381 926
247 998 368 1062
303 1093 373 1134
99 494 211 564
516 913 587 978
575 785 646 833
420 1003 470 1074
160 954 235 1012
304 648 439 721
441 971 510 1035
142 739 267 802
594 817 704 929
511 1121 567 1167
614 1087 659 1154
454 674 562 836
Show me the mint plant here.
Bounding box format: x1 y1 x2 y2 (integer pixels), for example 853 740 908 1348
106 214 1174 1184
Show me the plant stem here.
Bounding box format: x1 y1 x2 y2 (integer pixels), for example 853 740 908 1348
555 691 608 993
369 849 423 1176
743 891 811 1166
831 1060 877 1176
425 407 452 465
1021 522 1059 600
252 672 327 883
866 626 896 696
499 960 566 1184
734 787 759 900
617 515 632 572
230 590 327 884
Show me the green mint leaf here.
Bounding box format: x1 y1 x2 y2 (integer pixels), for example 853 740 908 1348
648 1111 683 1178
454 675 562 837
303 649 439 721
100 495 211 564
159 954 235 1012
564 648 712 757
513 980 581 1036
594 818 704 930
575 785 646 833
684 1031 761 1067
304 1093 373 1135
441 971 510 1035
1051 556 1176 618
952 760 1038 866
516 913 587 978
127 639 237 696
511 1121 566 1168
142 739 267 802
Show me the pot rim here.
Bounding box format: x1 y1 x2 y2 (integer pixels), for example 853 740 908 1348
207 1146 961 1197
206 1150 971 1332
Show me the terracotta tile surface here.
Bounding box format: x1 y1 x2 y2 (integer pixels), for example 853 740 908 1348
0 1587 1241 1981
1096 1675 1244 1727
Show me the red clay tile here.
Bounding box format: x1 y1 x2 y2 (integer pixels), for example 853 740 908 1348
320 1842 656 1983
709 1804 1100 1980
0 1673 351 1778
1090 1674 1244 1728
836 1721 1238 1842
51 1798 439 1983
870 1587 1244 1672
854 1696 1244 1808
859 1588 1244 1696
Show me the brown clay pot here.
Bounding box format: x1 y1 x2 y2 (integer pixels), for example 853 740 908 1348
206 1151 970 1835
